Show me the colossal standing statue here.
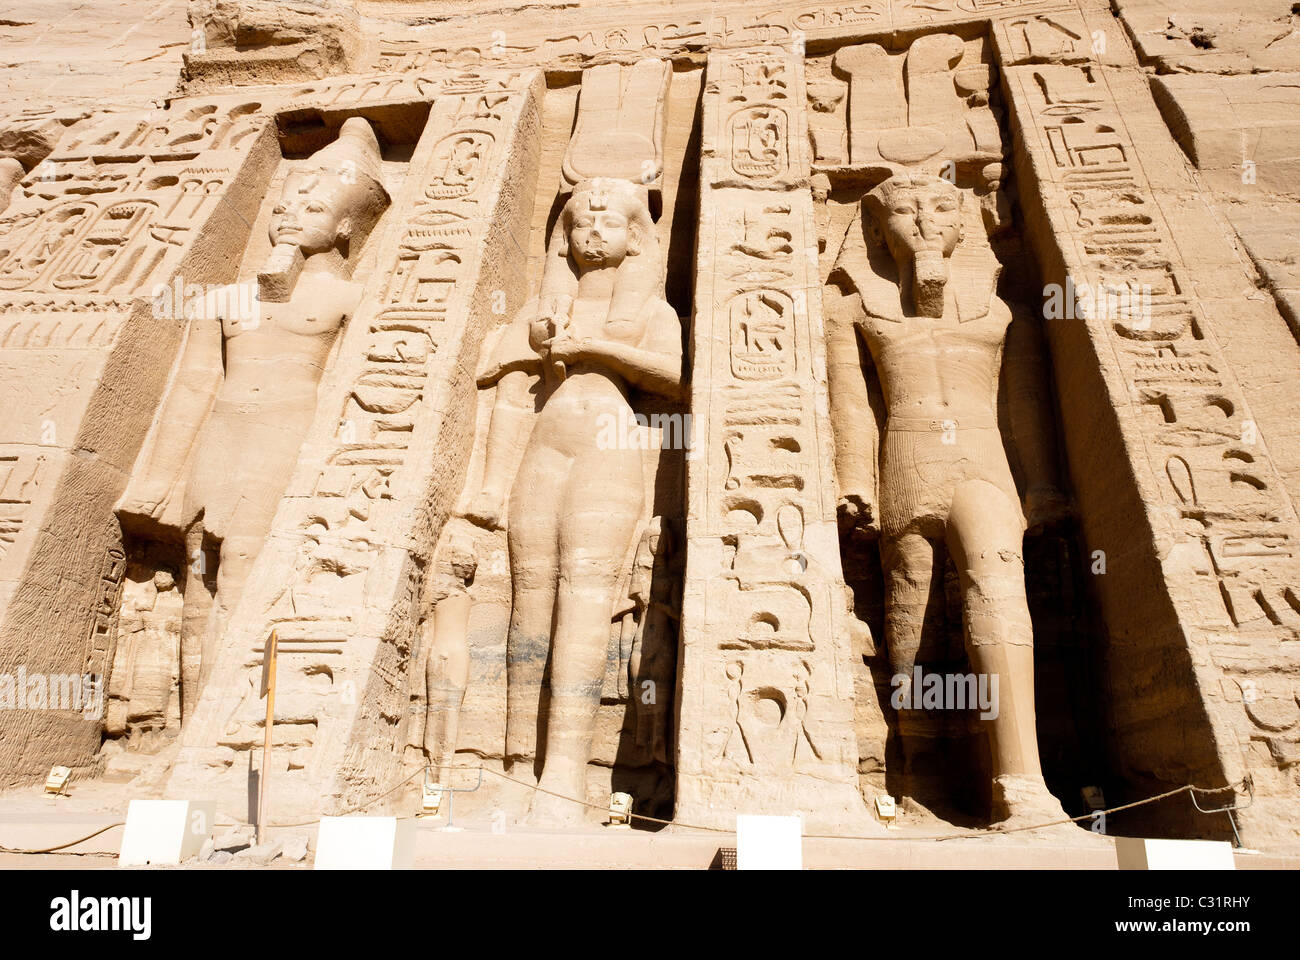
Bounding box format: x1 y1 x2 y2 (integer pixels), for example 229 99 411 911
471 177 682 824
832 171 1069 827
116 118 390 718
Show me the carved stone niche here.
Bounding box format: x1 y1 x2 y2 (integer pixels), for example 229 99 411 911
108 114 394 777
439 59 691 826
813 30 1101 829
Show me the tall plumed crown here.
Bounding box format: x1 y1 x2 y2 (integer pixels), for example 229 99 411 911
308 117 390 208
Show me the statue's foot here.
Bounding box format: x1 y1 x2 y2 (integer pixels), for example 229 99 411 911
990 774 1084 838
526 783 589 829
461 493 503 531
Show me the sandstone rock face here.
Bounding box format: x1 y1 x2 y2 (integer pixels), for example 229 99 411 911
0 0 1298 850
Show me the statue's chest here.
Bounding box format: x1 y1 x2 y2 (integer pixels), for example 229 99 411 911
223 299 346 339
568 297 646 346
864 314 1005 360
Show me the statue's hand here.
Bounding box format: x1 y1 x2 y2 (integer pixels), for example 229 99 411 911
528 319 553 355
532 294 573 355
837 491 878 535
545 334 594 365
1024 484 1071 533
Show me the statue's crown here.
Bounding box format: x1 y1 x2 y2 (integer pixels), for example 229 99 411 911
310 117 389 205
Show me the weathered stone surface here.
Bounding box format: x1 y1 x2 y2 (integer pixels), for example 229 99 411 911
234 839 283 864
0 0 1297 857
281 833 309 861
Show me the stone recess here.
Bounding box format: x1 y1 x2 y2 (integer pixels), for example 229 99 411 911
0 0 1297 850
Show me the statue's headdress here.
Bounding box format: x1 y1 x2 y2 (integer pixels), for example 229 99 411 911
540 176 664 319
286 117 390 247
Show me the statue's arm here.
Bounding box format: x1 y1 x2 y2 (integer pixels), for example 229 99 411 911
553 299 683 400
825 284 880 532
1000 300 1070 531
477 300 542 388
117 299 224 521
463 303 543 529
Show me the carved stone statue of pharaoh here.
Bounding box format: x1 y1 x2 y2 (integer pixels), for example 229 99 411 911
471 177 682 824
831 171 1069 827
116 118 390 718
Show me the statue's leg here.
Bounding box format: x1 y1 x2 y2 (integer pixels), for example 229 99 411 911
503 441 563 765
530 446 643 825
645 608 676 765
945 480 1068 825
180 520 215 721
880 529 937 802
425 591 472 781
204 532 263 692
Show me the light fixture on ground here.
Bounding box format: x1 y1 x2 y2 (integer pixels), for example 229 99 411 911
606 792 633 828
874 794 897 826
44 765 71 796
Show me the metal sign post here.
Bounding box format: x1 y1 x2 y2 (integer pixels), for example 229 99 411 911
256 629 279 845
422 763 484 831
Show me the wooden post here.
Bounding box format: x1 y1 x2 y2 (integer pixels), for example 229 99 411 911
257 629 279 845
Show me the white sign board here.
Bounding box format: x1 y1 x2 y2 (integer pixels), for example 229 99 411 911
736 814 803 870
314 816 416 870
119 799 215 867
1116 837 1236 870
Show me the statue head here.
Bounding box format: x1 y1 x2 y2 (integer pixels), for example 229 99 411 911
556 178 653 273
268 117 390 257
864 172 964 318
539 177 663 326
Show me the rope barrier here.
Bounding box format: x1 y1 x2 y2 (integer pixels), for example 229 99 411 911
0 771 1250 856
0 820 124 856
475 763 1251 843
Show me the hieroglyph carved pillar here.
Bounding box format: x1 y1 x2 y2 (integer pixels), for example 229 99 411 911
165 70 544 816
0 105 278 780
676 45 872 833
999 28 1300 842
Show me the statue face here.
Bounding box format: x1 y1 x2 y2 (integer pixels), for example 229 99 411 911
875 181 962 265
268 172 351 254
567 201 632 270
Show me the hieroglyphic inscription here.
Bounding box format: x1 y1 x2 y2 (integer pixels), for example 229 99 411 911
0 102 268 298
1003 61 1300 800
678 45 865 829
